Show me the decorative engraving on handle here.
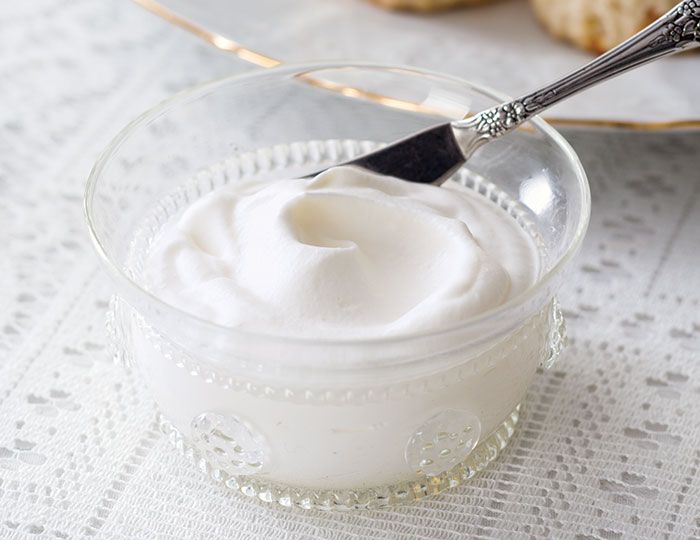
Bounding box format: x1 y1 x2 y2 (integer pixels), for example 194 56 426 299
457 1 700 147
651 1 700 47
468 101 527 139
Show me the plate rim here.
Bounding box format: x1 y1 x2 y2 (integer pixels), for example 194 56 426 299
133 0 700 131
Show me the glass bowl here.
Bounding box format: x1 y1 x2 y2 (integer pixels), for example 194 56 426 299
85 62 590 510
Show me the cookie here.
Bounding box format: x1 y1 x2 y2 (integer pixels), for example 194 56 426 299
530 0 677 53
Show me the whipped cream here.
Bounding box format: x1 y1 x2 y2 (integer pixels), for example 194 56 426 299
143 166 539 337
132 162 553 492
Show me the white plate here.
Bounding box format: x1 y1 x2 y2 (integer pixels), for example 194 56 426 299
141 0 700 125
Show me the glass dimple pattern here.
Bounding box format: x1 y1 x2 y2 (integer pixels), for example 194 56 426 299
191 412 269 476
158 407 519 511
543 298 567 370
404 409 482 476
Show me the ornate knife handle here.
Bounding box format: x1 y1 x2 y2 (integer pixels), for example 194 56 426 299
455 0 700 141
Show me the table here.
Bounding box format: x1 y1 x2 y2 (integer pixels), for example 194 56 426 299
2 1 700 537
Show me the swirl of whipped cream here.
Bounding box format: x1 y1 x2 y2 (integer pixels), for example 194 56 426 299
143 166 539 338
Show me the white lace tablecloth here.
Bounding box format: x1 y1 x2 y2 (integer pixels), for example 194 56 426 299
2 1 700 538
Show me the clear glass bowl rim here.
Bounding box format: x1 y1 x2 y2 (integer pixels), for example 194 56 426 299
84 61 591 348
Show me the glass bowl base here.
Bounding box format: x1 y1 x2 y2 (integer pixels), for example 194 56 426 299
157 404 521 511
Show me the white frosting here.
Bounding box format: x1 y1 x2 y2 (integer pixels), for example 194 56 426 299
143 166 539 338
